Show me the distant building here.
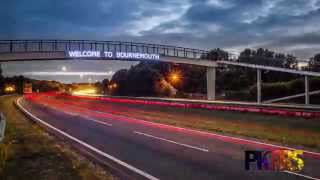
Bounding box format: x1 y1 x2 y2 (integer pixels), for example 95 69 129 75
297 62 309 70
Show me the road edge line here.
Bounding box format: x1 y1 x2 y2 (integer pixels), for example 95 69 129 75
283 170 320 180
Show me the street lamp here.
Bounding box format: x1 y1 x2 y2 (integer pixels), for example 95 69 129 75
4 84 16 93
168 71 182 84
108 83 118 89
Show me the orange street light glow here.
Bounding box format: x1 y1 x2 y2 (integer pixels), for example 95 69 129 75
169 71 182 84
4 84 16 93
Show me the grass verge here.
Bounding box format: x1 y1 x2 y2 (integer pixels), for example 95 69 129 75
0 95 115 180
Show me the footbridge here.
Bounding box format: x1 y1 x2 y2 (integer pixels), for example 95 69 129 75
1 40 320 104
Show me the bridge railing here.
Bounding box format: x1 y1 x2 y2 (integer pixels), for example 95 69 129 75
0 40 208 59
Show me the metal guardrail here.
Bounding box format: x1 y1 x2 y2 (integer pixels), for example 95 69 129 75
0 113 6 142
0 40 209 59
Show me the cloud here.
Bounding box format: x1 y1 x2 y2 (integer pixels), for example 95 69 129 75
126 0 191 36
206 0 234 9
1 0 320 59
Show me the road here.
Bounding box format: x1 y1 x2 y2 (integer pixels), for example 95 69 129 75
16 93 320 180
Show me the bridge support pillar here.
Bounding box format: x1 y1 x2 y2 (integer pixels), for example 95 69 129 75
207 67 216 101
305 75 310 105
257 69 262 104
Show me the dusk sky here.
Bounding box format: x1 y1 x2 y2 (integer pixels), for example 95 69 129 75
1 0 320 82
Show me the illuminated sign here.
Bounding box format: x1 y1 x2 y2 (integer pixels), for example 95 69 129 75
68 51 160 60
68 51 100 58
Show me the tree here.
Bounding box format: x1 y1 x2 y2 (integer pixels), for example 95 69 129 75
201 48 229 61
237 48 298 83
111 69 129 95
111 64 164 96
283 55 298 69
101 78 109 94
3 75 25 94
238 48 298 69
310 53 320 72
240 48 253 58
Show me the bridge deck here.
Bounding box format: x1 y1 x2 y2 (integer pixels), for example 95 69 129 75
0 40 208 59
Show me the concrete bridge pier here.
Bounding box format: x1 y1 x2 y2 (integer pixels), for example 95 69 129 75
207 66 216 101
305 75 310 105
257 69 262 104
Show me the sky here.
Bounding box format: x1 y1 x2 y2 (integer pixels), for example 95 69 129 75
1 0 320 82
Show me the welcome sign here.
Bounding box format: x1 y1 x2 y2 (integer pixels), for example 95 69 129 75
67 51 160 60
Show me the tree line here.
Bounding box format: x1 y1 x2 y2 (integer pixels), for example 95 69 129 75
202 47 320 71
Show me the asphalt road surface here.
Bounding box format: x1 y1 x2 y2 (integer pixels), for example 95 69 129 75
16 94 320 180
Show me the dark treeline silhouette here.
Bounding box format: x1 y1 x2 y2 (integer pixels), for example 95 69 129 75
309 53 320 72
201 48 299 70
238 48 298 69
104 62 207 98
200 48 229 61
202 48 320 73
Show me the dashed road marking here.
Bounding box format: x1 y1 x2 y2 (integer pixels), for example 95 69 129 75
283 170 320 180
134 131 209 152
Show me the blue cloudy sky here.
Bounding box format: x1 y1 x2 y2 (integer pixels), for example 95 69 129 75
1 0 320 82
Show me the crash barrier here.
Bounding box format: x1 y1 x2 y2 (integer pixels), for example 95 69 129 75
24 93 320 119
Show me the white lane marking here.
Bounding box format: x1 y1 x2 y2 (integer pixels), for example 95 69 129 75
134 131 209 152
16 98 159 180
284 171 320 180
50 101 320 158
83 116 112 127
39 103 112 127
